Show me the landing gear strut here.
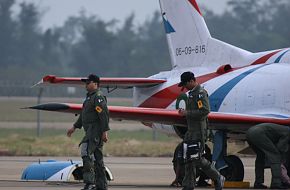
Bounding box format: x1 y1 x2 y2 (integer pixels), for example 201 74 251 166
212 131 244 181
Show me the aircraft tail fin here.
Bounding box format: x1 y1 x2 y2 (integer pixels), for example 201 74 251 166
159 0 251 69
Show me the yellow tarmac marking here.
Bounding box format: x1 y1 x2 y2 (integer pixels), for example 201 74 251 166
212 181 250 188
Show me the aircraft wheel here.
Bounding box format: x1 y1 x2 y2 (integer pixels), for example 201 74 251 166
220 155 244 181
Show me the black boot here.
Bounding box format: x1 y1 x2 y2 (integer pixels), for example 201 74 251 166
196 180 210 187
215 175 225 190
81 183 95 190
254 183 267 189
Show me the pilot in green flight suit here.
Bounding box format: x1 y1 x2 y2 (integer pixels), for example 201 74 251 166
67 74 110 190
178 71 225 190
247 123 290 189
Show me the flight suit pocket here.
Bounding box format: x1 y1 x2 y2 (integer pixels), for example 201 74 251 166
183 140 201 161
86 124 100 154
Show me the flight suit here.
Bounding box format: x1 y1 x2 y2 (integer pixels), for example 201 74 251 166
182 84 221 190
246 123 290 188
74 89 110 190
172 142 185 186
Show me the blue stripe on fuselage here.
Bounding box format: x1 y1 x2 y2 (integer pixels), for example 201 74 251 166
209 65 267 111
275 49 290 63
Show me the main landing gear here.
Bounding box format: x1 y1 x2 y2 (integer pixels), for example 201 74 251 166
221 155 244 181
212 130 244 181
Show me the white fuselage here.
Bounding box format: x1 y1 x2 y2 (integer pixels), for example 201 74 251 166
133 60 290 135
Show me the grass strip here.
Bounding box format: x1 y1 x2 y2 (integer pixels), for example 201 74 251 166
0 128 179 157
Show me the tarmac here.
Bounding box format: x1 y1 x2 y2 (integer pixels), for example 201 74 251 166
0 156 272 190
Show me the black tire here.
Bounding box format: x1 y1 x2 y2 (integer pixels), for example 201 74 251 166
220 155 244 181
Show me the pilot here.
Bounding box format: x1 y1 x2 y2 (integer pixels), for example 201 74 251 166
67 74 110 190
178 71 225 190
246 123 290 189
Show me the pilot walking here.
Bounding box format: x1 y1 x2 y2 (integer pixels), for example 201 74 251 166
178 71 225 190
246 123 290 189
67 74 110 190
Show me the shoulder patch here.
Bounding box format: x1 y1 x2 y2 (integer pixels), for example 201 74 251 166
97 98 104 103
96 106 103 113
199 88 208 98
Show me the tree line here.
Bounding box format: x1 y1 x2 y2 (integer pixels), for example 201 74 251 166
0 0 289 95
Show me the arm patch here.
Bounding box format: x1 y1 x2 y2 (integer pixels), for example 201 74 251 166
96 106 103 113
197 100 203 109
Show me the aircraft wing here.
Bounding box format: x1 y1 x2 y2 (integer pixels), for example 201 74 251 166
28 103 290 132
34 75 166 88
208 112 290 132
27 103 186 126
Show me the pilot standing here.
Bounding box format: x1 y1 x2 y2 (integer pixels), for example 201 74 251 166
67 74 110 190
246 123 290 189
178 71 225 190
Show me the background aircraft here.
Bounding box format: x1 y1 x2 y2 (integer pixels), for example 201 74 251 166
29 0 290 181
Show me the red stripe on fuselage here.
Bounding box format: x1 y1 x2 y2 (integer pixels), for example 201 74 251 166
140 50 282 109
251 50 282 65
139 72 220 108
188 0 202 16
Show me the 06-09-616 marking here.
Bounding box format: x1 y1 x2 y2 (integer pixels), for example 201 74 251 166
176 45 206 56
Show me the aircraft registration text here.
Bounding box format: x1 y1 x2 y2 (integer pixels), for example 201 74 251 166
176 45 206 56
